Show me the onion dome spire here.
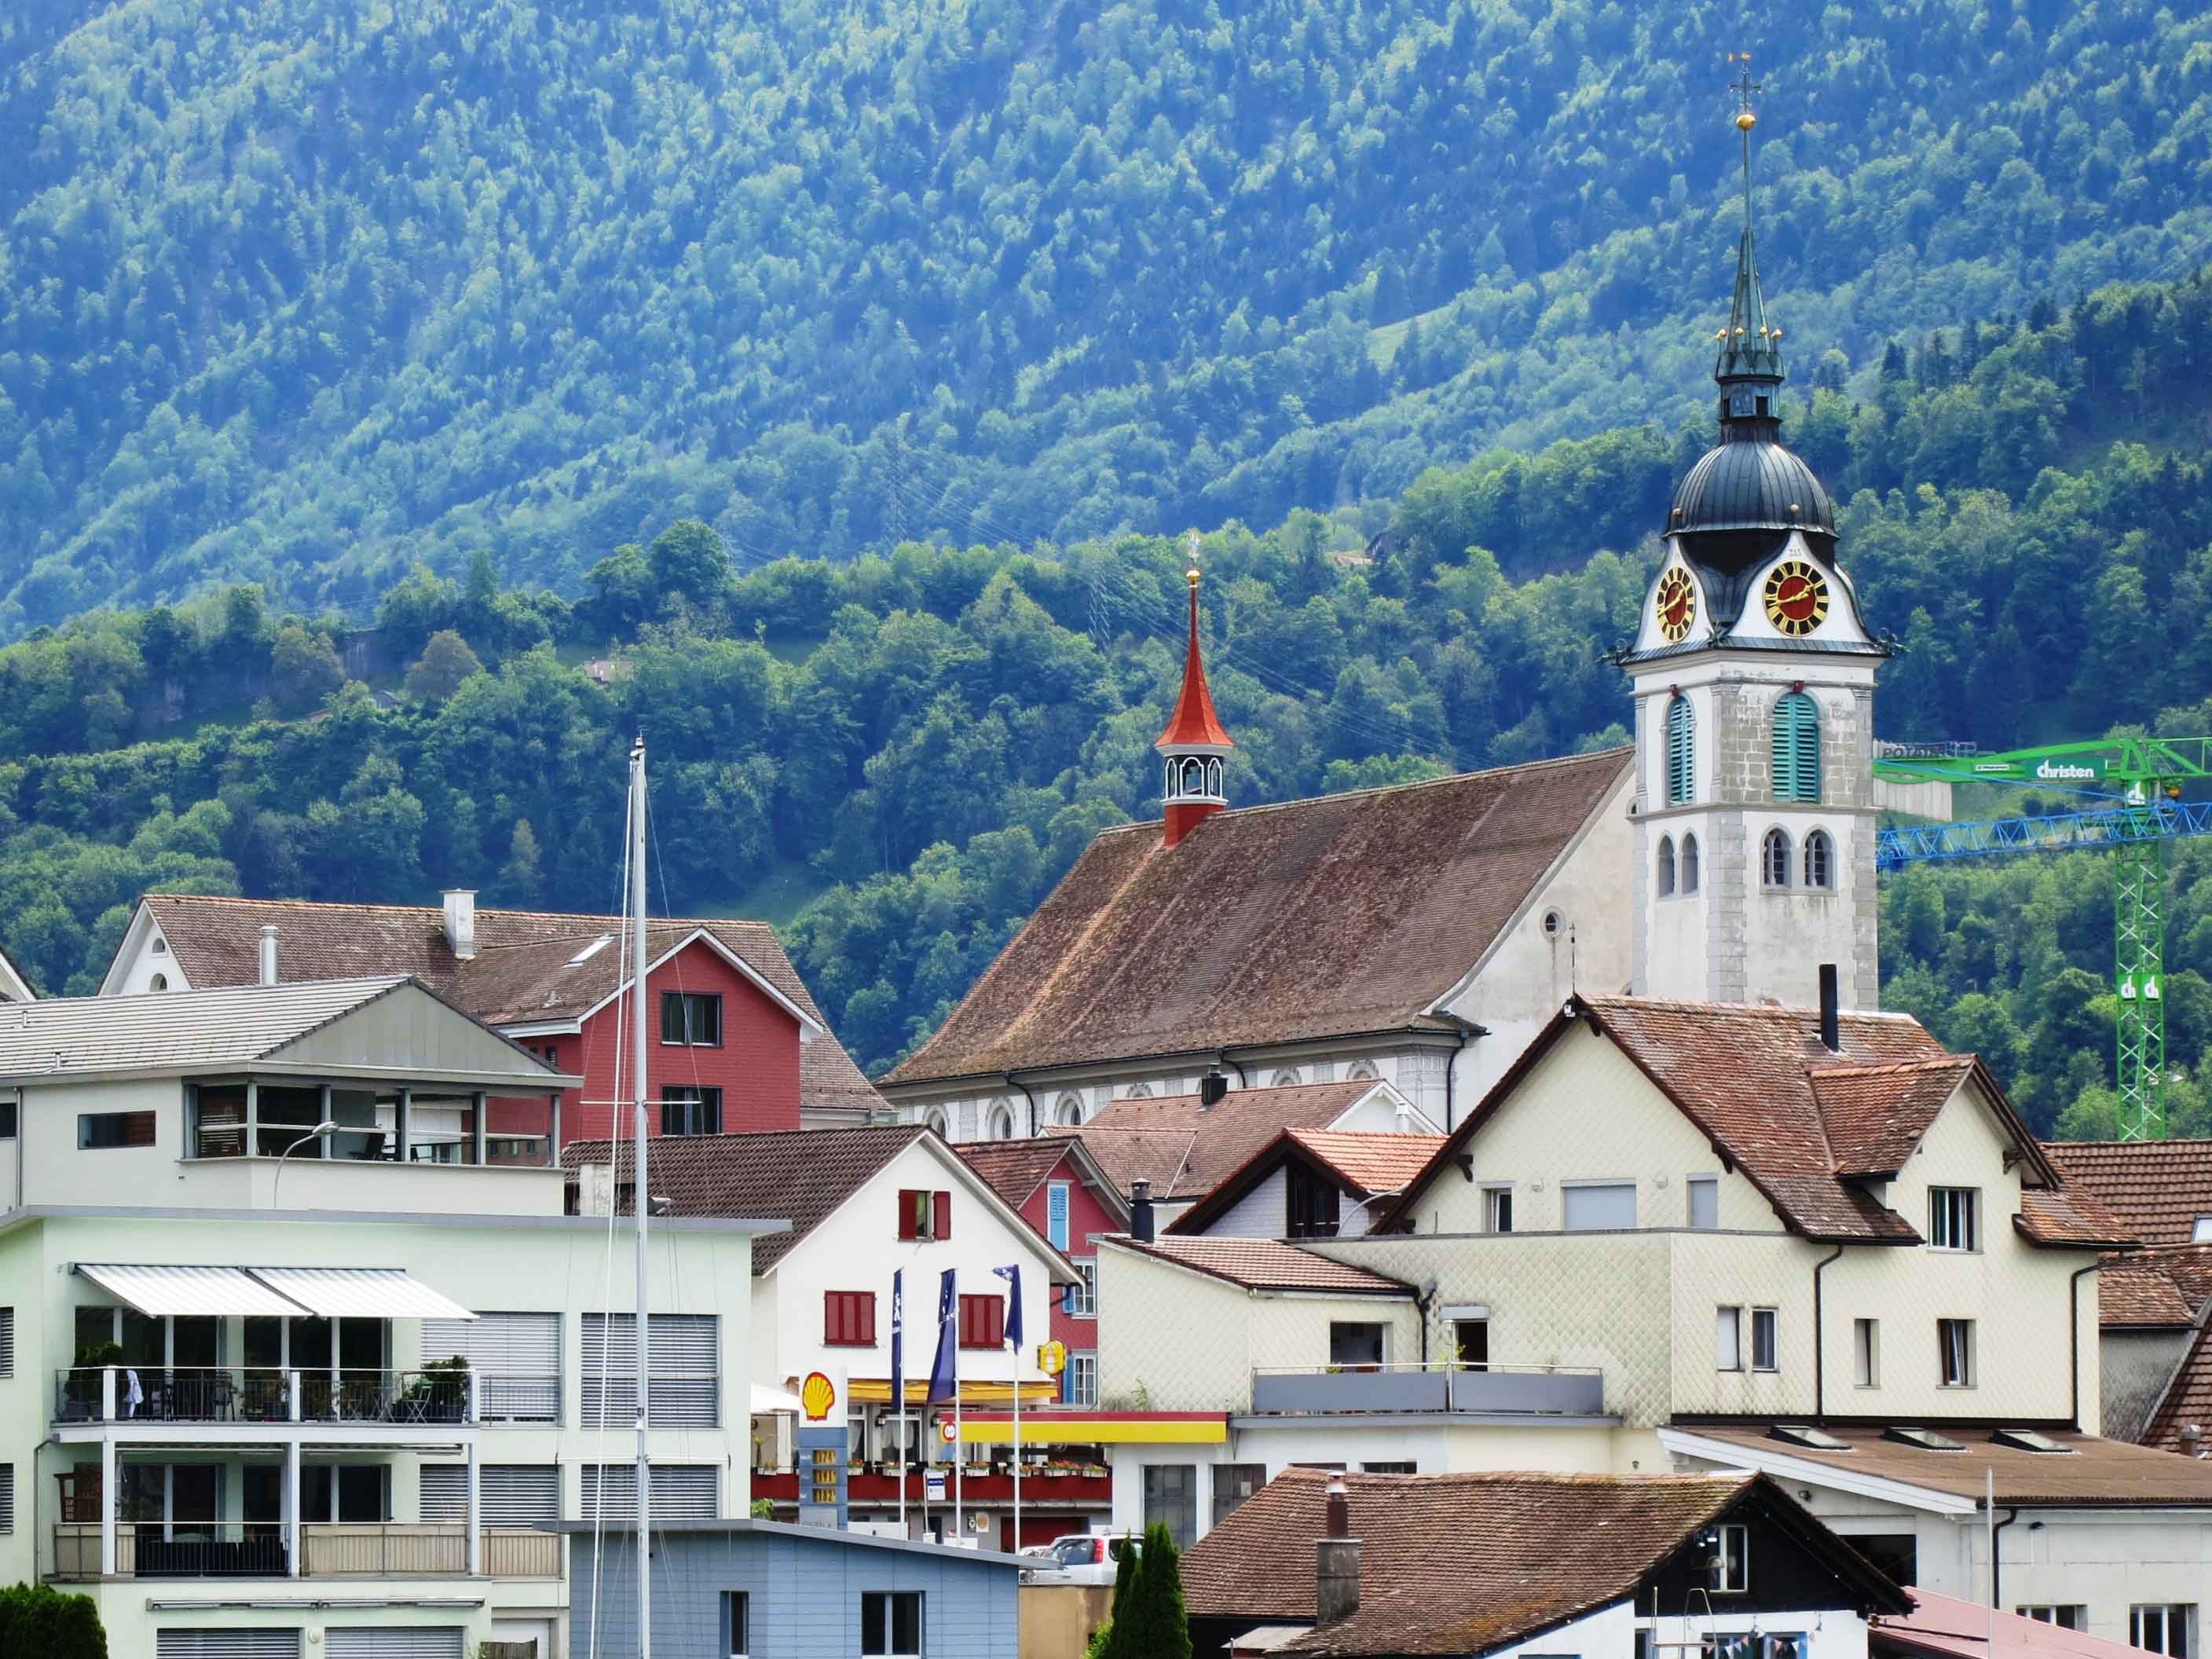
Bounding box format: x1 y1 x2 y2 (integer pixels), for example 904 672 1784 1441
1713 55 1784 441
1156 532 1233 848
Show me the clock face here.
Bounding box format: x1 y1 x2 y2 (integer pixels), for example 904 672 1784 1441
1763 559 1829 636
1654 567 1697 643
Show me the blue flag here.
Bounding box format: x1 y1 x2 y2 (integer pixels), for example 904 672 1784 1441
993 1264 1024 1353
925 1268 959 1405
889 1269 905 1417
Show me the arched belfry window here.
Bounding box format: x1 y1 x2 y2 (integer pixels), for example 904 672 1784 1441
1164 760 1178 799
1804 829 1835 890
1206 759 1224 797
1182 758 1204 796
1773 690 1822 803
1681 833 1701 893
1657 836 1676 898
1762 828 1793 888
1665 694 1695 806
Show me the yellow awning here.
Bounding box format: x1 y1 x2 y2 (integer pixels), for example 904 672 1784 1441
844 1379 1060 1406
961 1415 1227 1445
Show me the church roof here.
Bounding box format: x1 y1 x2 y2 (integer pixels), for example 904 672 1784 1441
1669 439 1835 537
1156 570 1232 750
881 749 1632 1088
1046 1080 1395 1202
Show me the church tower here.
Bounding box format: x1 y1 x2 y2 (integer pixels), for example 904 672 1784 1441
1624 73 1886 1009
1158 546 1233 849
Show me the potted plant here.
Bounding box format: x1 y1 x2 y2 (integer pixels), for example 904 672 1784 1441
66 1340 124 1418
402 1356 472 1423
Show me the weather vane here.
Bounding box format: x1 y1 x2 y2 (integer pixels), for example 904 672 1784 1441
1726 51 1760 128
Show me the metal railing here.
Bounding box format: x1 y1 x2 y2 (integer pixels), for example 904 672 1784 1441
1249 1361 1605 1416
51 1524 558 1581
53 1367 477 1426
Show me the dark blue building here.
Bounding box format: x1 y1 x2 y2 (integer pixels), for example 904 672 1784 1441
558 1518 1024 1658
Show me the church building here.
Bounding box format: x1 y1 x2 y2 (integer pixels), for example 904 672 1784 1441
881 106 1884 1141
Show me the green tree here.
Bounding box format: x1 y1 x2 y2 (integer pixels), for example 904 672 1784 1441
269 625 344 716
500 818 544 906
1116 1524 1192 1659
406 630 485 702
0 1582 108 1657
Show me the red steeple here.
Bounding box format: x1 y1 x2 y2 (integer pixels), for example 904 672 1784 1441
1156 554 1233 848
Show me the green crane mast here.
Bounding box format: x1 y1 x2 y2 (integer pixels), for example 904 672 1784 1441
1874 738 2212 1142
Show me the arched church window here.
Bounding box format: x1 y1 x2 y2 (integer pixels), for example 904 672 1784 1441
987 1103 1016 1141
1761 828 1793 888
1182 758 1204 796
1164 760 1179 799
1270 1069 1303 1088
1772 691 1822 803
1804 829 1835 890
925 1109 949 1137
1122 1082 1152 1100
1681 833 1701 894
1055 1093 1085 1127
1207 759 1224 797
1657 837 1676 898
1666 694 1695 805
1345 1061 1379 1082
150 973 169 992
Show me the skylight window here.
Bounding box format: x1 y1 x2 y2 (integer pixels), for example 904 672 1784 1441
1768 1424 1851 1451
1884 1426 1965 1452
567 934 616 965
1991 1428 2075 1455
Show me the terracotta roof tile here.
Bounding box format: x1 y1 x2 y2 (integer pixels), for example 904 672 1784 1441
1811 1059 1976 1175
2015 1185 2136 1250
2148 1243 2212 1309
1185 1468 1761 1656
955 1140 1083 1211
1680 1423 2212 1506
137 893 883 1120
562 1126 925 1271
1105 1235 1412 1296
2144 1322 2212 1455
2100 1260 2197 1328
1878 1588 2158 1659
883 749 1632 1085
2045 1140 2212 1247
1284 1130 1449 1197
1046 1081 1389 1200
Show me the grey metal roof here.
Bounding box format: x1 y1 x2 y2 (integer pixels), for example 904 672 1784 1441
543 1515 1030 1567
1669 438 1834 535
0 976 560 1082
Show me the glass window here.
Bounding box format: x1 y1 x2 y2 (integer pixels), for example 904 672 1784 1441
660 991 723 1046
0 1097 15 1138
1761 828 1792 888
1454 1319 1489 1371
1562 1182 1636 1230
1686 1177 1719 1229
1772 691 1822 802
79 1111 156 1150
1715 1306 1742 1372
660 1086 723 1137
1682 833 1701 892
725 1591 749 1657
1064 1352 1097 1408
1063 1262 1097 1319
1483 1186 1514 1233
1803 829 1834 890
1328 1323 1386 1366
1939 1318 1976 1388
1751 1309 1778 1372
1853 1319 1880 1387
2196 1217 2212 1243
861 1591 923 1657
1929 1188 1979 1251
1143 1465 1197 1548
1657 836 1676 897
2017 1609 2087 1632
2132 1606 2194 1659
1286 1162 1341 1239
1211 1463 1267 1528
1716 1522 1749 1592
1666 694 1695 805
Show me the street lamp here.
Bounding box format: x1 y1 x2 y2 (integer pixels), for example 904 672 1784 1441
270 1120 337 1209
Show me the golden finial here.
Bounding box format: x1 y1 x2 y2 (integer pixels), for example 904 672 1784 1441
1187 529 1202 588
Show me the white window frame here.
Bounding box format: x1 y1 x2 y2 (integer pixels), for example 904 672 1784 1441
1686 1175 1719 1229
1929 1187 1979 1252
1066 1351 1099 1408
1481 1184 1514 1233
1716 1522 1749 1593
2016 1608 2086 1632
1938 1317 1976 1389
1750 1308 1778 1372
1064 1260 1097 1319
1853 1318 1880 1388
2132 1605 2194 1659
1715 1306 1743 1372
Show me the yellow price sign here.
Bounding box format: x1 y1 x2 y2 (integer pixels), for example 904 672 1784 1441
1037 1340 1068 1377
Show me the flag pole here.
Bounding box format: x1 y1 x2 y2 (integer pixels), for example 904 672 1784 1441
1012 1347 1022 1552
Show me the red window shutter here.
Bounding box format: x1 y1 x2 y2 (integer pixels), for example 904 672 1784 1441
859 1294 877 1346
934 1191 952 1240
897 1191 917 1241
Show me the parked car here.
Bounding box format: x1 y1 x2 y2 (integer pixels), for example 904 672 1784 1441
1020 1532 1138 1585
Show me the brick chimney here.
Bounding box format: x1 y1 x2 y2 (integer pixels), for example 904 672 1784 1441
1315 1473 1361 1626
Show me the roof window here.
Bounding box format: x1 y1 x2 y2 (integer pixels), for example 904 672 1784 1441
1767 1424 1851 1451
1990 1428 2075 1455
567 933 616 965
1883 1426 1965 1452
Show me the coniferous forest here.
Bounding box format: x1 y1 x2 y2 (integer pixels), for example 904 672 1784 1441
1 4 2211 1137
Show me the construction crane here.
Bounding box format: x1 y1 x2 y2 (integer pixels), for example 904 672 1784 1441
1873 737 2212 1141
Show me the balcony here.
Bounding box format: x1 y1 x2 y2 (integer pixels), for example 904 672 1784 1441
1247 1363 1606 1417
54 1367 477 1428
752 1467 1115 1505
50 1524 558 1581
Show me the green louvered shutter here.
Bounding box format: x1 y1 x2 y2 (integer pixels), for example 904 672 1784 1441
1666 695 1694 805
1772 692 1821 802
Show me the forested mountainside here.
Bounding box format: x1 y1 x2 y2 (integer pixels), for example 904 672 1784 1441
2 276 2211 1139
0 0 2207 631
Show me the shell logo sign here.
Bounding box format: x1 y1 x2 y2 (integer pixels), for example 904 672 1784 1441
800 1371 837 1423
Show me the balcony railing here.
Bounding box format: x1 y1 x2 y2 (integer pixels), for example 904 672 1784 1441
51 1525 558 1581
1249 1363 1605 1416
53 1367 477 1426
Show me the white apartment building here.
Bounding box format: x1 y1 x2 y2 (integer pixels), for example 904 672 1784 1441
0 976 772 1659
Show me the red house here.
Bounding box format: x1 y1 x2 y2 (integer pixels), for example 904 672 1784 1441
101 892 883 1142
957 1139 1129 1407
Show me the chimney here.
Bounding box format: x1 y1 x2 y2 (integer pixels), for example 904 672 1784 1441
1199 1069 1229 1108
1818 963 1840 1053
1130 1178 1155 1243
1315 1474 1361 1627
258 925 279 987
443 890 478 961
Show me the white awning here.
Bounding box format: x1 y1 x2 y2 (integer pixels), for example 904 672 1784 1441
77 1263 307 1318
750 1382 804 1415
247 1268 477 1321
